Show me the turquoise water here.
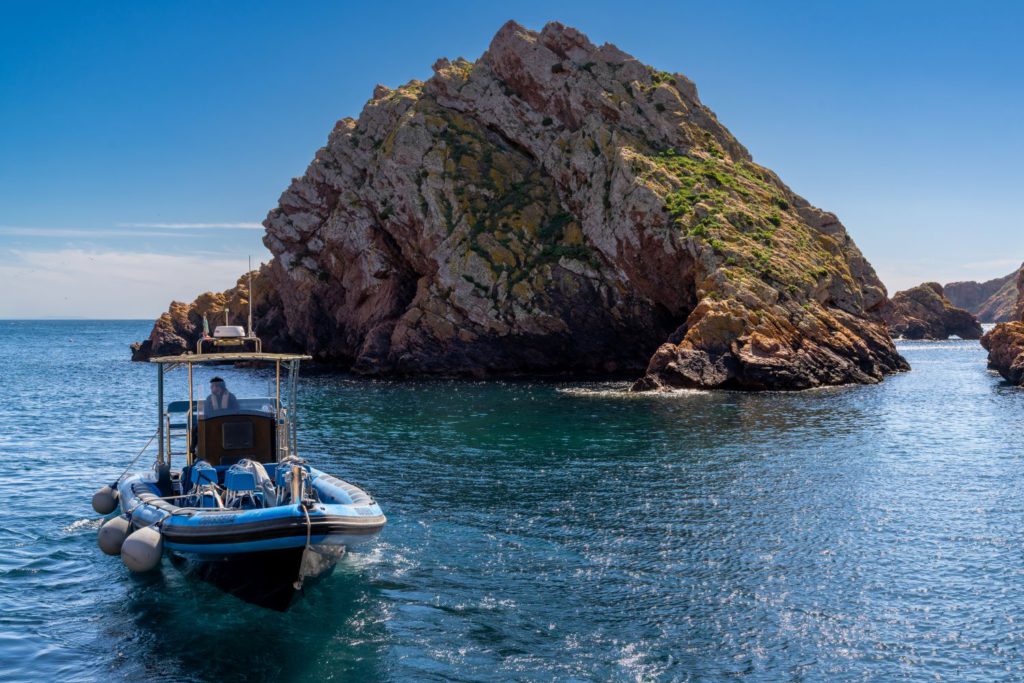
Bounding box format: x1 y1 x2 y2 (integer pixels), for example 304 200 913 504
2 320 1024 681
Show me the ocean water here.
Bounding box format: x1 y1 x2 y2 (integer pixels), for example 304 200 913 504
2 320 1023 681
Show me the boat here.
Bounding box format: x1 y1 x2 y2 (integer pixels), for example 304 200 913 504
92 326 386 610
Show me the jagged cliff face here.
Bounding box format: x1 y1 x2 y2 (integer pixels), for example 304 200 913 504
981 269 1024 385
1016 267 1024 322
252 20 905 390
945 266 1021 323
881 282 982 340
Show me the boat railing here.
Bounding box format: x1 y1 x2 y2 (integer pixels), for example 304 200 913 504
195 332 262 355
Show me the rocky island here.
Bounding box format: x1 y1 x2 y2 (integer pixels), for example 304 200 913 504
134 21 908 390
881 282 983 340
981 268 1024 385
945 266 1022 323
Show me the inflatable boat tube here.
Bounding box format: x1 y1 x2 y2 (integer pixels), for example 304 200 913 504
117 465 385 557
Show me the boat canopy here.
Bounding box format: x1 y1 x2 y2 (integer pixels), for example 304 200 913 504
148 352 312 365
149 351 311 469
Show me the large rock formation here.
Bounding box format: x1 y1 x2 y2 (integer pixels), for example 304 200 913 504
136 21 908 390
881 282 983 340
1018 269 1024 323
131 265 291 360
945 265 1022 323
981 268 1024 385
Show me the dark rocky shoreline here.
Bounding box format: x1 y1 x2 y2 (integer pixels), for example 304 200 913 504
981 267 1024 386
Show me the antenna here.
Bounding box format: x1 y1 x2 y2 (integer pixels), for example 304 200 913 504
248 255 253 338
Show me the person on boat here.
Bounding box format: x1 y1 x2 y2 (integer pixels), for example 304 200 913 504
204 377 238 416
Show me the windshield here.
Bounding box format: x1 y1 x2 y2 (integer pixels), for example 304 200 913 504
196 397 276 419
191 368 280 419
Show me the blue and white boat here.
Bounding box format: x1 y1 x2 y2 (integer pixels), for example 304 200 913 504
92 332 385 610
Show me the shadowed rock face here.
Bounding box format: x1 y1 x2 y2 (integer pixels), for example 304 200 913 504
136 21 908 390
982 269 1024 385
945 266 1022 323
1019 269 1024 322
881 282 983 340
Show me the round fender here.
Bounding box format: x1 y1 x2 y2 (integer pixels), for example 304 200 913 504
92 485 118 515
121 526 163 572
97 516 130 555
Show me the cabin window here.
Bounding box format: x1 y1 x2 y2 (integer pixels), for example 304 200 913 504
222 421 254 450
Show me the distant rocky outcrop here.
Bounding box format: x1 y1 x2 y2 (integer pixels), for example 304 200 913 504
130 265 291 361
881 282 983 340
945 265 1021 323
135 21 908 390
981 269 1024 385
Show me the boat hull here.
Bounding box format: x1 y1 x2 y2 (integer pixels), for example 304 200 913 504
159 508 383 554
169 544 344 611
114 466 385 609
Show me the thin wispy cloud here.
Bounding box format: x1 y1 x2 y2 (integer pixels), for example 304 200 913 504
116 222 263 229
0 248 260 318
0 226 191 238
1 223 264 237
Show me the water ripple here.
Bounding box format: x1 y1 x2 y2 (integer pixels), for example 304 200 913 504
3 322 1024 680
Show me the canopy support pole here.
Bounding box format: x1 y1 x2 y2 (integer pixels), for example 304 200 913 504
276 360 283 460
288 360 299 457
157 364 165 466
187 362 194 467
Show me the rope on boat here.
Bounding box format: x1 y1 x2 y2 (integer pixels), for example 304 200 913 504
293 503 314 591
122 494 171 530
134 509 171 531
303 505 312 550
111 427 161 487
92 427 161 517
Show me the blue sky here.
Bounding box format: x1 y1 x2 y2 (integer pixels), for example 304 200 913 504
2 1 1022 317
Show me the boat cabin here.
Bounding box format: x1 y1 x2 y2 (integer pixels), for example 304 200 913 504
149 351 312 477
196 400 276 466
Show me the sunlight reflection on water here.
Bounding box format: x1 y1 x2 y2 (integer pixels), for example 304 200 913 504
1 323 1023 681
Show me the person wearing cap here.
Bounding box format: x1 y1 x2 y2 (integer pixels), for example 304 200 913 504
204 376 239 416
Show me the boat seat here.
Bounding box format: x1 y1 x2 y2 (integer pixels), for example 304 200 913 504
190 463 218 487
224 468 265 509
274 462 310 489
225 470 256 493
274 461 315 504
